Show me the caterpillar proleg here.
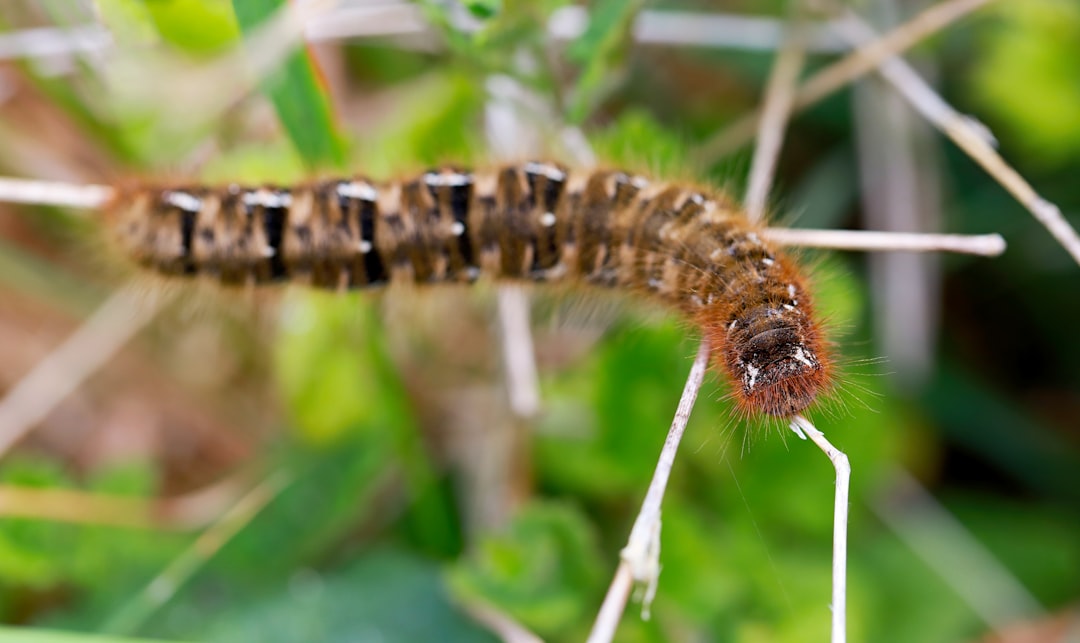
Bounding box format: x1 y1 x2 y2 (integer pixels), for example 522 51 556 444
105 163 831 418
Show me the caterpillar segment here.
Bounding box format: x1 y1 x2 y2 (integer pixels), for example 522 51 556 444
105 162 831 416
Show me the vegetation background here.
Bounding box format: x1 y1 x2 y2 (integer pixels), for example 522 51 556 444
0 0 1077 642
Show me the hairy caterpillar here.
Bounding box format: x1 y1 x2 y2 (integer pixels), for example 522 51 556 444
106 161 831 418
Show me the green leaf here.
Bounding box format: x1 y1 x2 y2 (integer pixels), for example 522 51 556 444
361 72 486 173
146 0 241 55
446 502 605 639
231 0 349 170
201 549 496 642
273 292 400 446
464 0 501 20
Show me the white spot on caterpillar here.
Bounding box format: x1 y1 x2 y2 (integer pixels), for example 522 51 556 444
630 175 649 189
358 240 373 254
747 232 762 245
784 304 796 311
540 212 557 227
450 221 465 236
337 182 377 201
792 347 815 368
788 284 797 299
761 257 775 266
744 362 761 390
424 172 471 187
165 191 201 212
728 319 738 331
524 161 566 181
271 192 292 208
544 263 567 280
699 200 724 223
243 190 291 209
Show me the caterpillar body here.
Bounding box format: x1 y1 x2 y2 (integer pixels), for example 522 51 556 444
106 161 831 417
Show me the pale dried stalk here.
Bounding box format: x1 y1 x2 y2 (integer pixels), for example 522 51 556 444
497 286 541 419
790 414 850 643
589 563 634 643
0 283 171 459
0 473 248 530
0 176 112 209
587 340 711 643
0 25 111 61
833 10 1080 266
459 598 545 643
745 3 809 223
764 228 1005 256
697 0 993 162
2 9 852 61
304 2 852 53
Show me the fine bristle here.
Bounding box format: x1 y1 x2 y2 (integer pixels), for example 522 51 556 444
102 162 833 418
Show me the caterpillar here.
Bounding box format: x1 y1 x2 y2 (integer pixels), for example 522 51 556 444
106 161 831 418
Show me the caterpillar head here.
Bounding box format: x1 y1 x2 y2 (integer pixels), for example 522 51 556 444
700 276 832 419
732 324 827 416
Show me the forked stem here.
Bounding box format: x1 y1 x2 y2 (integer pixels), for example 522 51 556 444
587 340 711 643
790 414 850 643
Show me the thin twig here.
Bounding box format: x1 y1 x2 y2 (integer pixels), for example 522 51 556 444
589 563 634 643
0 473 249 530
833 10 1080 267
696 0 993 163
0 283 171 459
459 597 545 643
744 2 810 223
587 340 711 643
497 286 541 419
0 176 112 209
0 25 111 60
101 472 291 635
764 228 1006 256
789 415 849 643
304 2 852 52
1 8 851 62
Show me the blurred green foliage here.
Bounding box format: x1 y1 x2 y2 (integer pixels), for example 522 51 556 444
0 1 1078 642
970 0 1080 167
